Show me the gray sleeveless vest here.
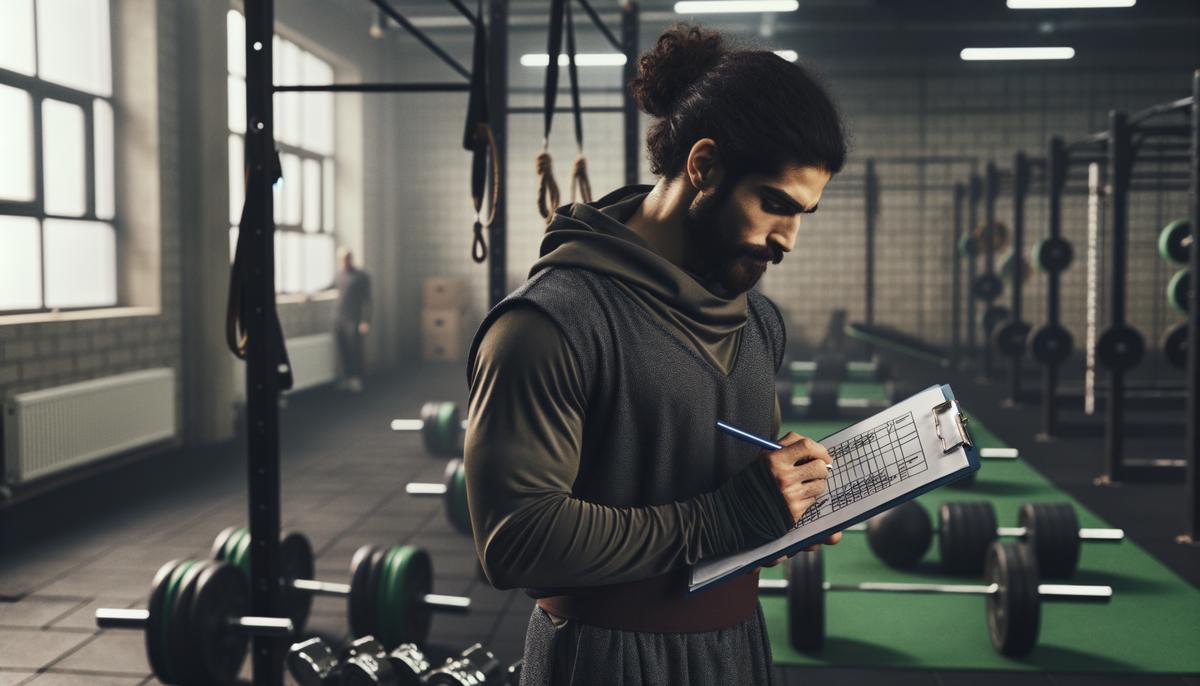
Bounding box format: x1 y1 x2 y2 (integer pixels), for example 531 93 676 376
468 267 785 509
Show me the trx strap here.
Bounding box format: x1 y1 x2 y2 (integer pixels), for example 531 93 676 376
225 151 294 391
462 0 499 264
536 0 567 221
564 1 592 205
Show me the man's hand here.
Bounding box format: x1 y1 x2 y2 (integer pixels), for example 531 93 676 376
757 432 840 568
358 321 371 335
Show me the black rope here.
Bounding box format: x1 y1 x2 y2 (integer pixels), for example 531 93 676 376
463 0 497 263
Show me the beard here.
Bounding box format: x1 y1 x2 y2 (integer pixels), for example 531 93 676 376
684 186 780 296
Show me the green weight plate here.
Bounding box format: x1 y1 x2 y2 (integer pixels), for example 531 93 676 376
146 559 183 685
280 531 315 634
786 549 825 651
210 527 240 562
443 459 472 535
1159 218 1191 265
230 528 252 576
958 233 978 258
348 544 380 638
386 546 434 648
985 542 1041 656
158 559 197 684
377 546 402 649
363 546 389 641
168 560 207 685
189 561 251 685
421 402 462 457
1168 269 1189 314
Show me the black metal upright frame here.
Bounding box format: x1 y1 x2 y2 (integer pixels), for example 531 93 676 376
487 0 509 308
864 159 878 337
1008 151 1030 403
982 161 1000 379
1040 136 1068 437
621 1 639 187
1185 70 1199 542
966 174 982 357
951 183 964 366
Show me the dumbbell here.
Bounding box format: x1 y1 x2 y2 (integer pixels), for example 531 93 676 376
425 643 522 686
288 635 433 685
404 458 472 535
857 500 1123 578
757 542 1112 656
211 528 471 648
95 559 294 686
390 401 466 457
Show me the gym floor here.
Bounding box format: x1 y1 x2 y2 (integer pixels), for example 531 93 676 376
0 363 1196 685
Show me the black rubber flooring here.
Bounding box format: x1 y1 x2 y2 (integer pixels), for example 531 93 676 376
0 362 1196 685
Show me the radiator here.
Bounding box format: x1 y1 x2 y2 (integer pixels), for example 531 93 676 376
3 368 177 485
232 333 337 400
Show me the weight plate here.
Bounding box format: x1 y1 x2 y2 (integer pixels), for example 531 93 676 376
985 542 1041 656
972 273 1003 302
363 546 389 642
786 549 825 651
211 527 240 562
189 561 251 685
443 459 472 535
981 305 1010 334
974 220 1011 253
230 528 252 576
958 233 978 258
1158 218 1191 265
1095 324 1146 371
421 402 462 457
146 559 182 685
1167 269 1190 314
999 254 1032 285
1018 503 1080 579
1032 236 1073 273
1029 323 1073 366
1162 322 1187 370
169 559 208 685
158 559 197 684
381 545 434 648
348 545 380 639
948 470 977 490
993 320 1032 358
938 502 998 576
806 380 839 419
280 531 316 634
865 501 932 569
376 546 402 649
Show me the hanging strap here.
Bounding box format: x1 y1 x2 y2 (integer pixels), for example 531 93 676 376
536 0 568 221
225 150 294 391
462 0 499 263
564 1 592 204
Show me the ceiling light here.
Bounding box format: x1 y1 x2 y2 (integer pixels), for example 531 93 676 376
520 53 628 67
674 1 799 14
1007 0 1134 8
960 47 1075 61
774 50 798 62
369 8 386 39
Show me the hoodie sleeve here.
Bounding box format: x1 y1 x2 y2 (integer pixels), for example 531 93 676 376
465 306 792 590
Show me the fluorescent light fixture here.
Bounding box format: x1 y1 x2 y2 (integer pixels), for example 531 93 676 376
960 47 1075 61
774 50 798 62
1007 0 1134 8
674 0 799 14
520 53 628 67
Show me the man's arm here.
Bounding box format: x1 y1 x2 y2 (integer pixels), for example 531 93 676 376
465 307 795 590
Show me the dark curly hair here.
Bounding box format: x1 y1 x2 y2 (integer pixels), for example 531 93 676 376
628 24 847 180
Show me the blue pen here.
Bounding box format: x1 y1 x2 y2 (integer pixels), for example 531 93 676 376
716 420 835 472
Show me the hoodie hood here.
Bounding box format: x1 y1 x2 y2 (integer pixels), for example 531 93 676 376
530 185 749 372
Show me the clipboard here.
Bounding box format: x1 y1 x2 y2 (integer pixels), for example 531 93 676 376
688 383 979 595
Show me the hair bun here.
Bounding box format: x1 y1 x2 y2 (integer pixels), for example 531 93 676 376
628 24 725 118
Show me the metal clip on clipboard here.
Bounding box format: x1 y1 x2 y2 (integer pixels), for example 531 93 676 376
932 399 974 454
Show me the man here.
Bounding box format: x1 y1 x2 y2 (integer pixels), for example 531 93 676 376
333 247 371 393
465 25 849 685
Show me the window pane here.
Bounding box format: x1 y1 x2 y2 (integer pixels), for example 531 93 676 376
229 226 238 263
229 134 243 225
283 231 303 293
0 85 35 202
44 219 116 308
322 159 334 232
274 38 301 146
227 10 244 78
0 0 36 75
301 52 334 155
0 215 42 310
303 233 335 292
274 231 284 293
94 98 114 220
302 158 320 232
281 153 301 226
228 75 246 134
36 0 112 96
42 99 87 217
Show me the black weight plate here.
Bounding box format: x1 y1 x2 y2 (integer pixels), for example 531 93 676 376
985 542 1041 656
1162 322 1187 370
1018 503 1080 579
786 549 825 651
210 526 240 562
938 502 998 576
807 380 840 419
146 559 183 685
993 320 1032 358
348 544 380 638
189 561 251 685
865 501 932 569
811 354 847 382
280 530 316 633
973 273 1003 302
1096 324 1146 371
169 559 208 685
1168 269 1190 314
1029 324 1073 366
1033 236 1073 273
981 305 1010 334
948 470 977 490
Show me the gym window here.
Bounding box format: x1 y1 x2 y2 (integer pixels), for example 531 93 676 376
0 0 117 314
227 10 337 296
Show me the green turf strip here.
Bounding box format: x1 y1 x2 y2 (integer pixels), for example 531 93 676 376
767 405 1200 673
791 381 888 406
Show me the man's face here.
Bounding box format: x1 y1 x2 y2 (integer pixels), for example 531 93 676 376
685 164 831 295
